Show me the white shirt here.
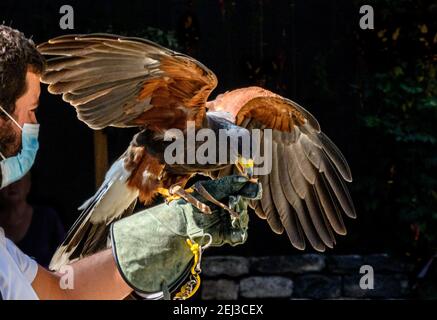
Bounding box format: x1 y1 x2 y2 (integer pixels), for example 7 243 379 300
0 227 39 300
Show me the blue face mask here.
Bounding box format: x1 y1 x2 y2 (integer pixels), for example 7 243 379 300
0 105 39 189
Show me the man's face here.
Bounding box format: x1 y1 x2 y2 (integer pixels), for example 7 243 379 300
0 70 40 157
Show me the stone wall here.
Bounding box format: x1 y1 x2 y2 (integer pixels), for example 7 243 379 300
200 254 413 300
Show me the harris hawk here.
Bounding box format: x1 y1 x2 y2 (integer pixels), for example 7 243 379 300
37 34 356 270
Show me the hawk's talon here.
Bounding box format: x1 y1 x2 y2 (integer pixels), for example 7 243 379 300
157 187 171 197
158 186 195 203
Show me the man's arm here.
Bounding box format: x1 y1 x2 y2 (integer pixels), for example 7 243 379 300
32 249 133 300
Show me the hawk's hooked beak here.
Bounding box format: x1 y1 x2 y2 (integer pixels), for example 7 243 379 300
236 156 254 179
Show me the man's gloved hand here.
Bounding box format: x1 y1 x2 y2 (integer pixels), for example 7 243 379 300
110 175 261 298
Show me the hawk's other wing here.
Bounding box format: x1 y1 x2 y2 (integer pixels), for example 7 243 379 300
210 87 356 252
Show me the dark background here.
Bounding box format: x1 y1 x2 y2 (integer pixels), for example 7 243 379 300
1 0 435 271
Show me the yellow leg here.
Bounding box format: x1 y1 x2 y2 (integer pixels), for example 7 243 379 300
157 187 171 197
157 187 194 202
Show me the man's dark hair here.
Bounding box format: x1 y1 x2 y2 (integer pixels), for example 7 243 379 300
0 25 46 116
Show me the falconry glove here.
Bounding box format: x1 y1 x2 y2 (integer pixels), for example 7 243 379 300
110 175 262 299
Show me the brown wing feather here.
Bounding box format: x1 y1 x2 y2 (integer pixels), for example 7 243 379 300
38 34 217 130
210 86 356 251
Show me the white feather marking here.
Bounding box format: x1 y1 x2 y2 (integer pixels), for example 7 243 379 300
77 158 139 224
142 170 156 180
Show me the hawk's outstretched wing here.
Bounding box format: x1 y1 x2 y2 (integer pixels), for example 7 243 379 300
210 87 356 252
38 34 217 131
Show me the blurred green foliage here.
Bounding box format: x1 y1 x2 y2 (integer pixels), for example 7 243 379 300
355 0 436 256
105 26 180 50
